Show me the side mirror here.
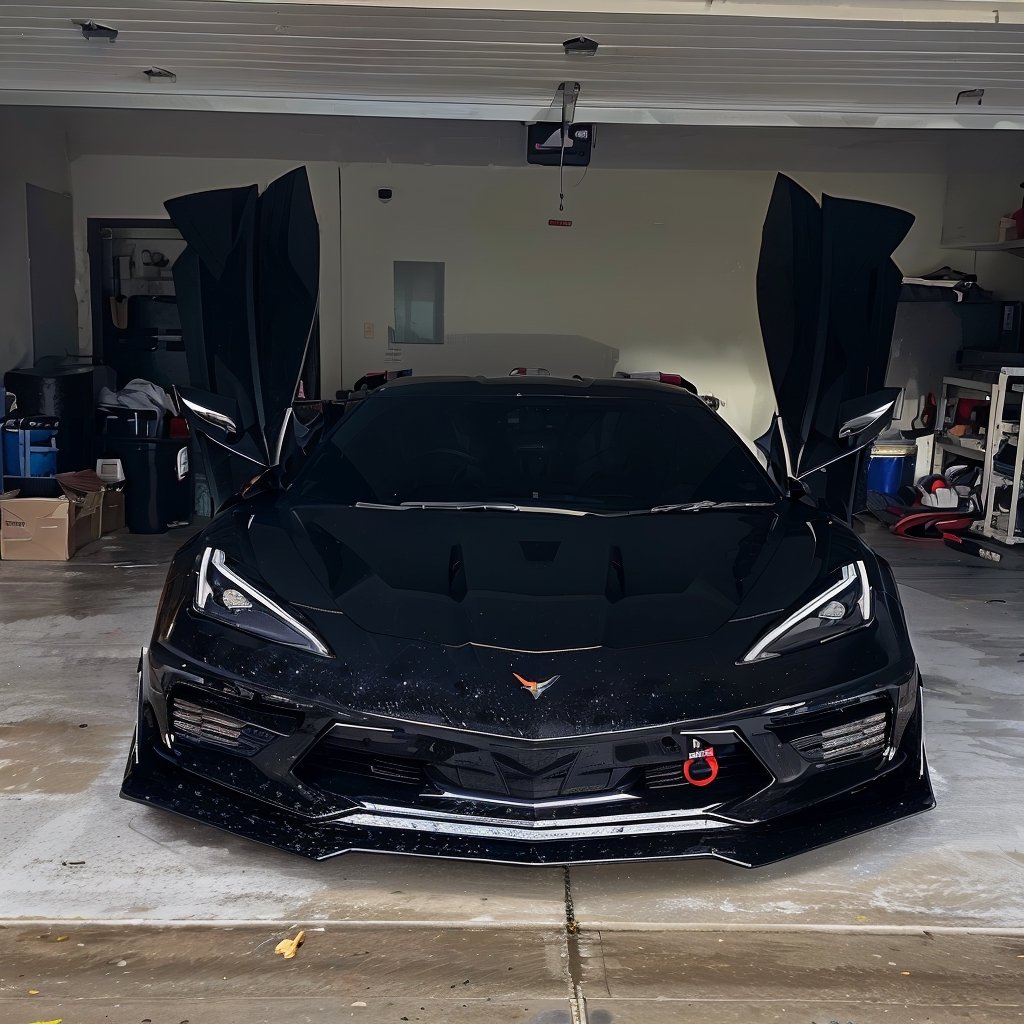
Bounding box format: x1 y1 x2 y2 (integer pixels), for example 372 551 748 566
837 388 902 450
176 387 242 444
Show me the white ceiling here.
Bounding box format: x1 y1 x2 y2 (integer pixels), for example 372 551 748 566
4 3 1024 128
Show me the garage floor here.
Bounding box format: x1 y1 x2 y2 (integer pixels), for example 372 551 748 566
1 523 1022 1022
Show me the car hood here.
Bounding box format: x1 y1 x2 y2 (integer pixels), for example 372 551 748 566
246 502 829 653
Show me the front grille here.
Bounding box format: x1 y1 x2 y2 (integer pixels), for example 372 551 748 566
297 735 426 790
643 737 770 806
772 695 892 766
434 746 620 800
792 712 888 763
297 721 773 811
171 699 278 757
169 685 300 758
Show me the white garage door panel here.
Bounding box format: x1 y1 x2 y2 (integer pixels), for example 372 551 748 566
4 3 1024 123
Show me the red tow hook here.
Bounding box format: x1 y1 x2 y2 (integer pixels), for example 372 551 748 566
683 744 719 786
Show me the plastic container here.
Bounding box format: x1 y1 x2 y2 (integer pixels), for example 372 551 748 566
103 437 192 534
867 442 918 495
98 407 161 439
2 417 60 477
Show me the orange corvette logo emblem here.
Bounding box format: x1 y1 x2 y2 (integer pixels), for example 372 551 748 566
513 672 561 699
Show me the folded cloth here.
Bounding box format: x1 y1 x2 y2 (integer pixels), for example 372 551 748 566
98 379 176 417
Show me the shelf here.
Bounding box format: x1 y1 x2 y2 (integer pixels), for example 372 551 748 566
936 370 1024 547
942 374 999 392
934 437 986 460
948 240 1024 259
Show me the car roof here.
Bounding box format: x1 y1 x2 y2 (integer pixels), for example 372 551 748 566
369 375 701 401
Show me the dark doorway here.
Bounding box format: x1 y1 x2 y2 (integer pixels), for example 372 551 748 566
27 184 77 363
87 218 187 392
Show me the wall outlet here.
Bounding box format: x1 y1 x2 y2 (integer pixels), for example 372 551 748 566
363 321 375 339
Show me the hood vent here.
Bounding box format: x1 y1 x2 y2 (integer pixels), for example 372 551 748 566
448 544 467 601
605 546 625 602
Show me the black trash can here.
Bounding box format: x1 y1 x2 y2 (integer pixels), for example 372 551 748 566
104 437 193 534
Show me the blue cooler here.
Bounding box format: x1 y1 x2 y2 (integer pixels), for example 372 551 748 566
2 417 60 477
867 441 918 495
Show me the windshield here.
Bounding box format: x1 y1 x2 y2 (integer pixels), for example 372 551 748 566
288 391 777 513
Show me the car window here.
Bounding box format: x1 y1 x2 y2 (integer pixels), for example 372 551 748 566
288 393 777 512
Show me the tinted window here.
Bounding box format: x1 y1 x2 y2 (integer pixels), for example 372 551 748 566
290 392 776 511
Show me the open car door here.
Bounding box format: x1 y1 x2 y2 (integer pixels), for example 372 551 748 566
167 167 320 509
756 174 913 519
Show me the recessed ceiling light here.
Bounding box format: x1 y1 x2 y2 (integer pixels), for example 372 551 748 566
72 19 118 42
563 36 599 57
144 67 177 83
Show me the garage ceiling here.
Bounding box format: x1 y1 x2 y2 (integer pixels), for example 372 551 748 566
4 2 1024 127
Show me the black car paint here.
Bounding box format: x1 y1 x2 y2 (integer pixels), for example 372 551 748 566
123 379 932 864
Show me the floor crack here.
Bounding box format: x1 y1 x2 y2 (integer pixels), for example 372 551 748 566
563 865 587 1024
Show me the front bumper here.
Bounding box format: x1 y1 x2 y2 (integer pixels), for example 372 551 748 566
120 647 934 867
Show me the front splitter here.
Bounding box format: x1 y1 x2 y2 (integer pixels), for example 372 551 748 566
120 706 934 867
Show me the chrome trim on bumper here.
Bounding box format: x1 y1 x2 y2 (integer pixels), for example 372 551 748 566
422 786 639 810
342 810 727 842
355 801 724 831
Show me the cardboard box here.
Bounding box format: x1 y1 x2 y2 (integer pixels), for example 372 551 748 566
1 495 75 560
96 458 127 535
0 476 104 560
100 487 126 534
72 489 103 550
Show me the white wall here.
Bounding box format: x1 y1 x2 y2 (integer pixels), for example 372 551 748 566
941 169 1024 297
68 149 1024 441
340 163 973 440
0 115 71 375
70 156 343 396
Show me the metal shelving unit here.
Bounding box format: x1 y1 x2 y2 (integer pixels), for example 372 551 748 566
933 369 1024 546
976 368 1024 546
948 240 1024 260
934 437 985 461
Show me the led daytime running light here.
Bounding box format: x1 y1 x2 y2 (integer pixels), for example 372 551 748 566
741 561 871 665
195 547 331 657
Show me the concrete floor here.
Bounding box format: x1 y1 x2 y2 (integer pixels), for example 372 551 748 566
1 522 1022 1021
1 924 1022 1023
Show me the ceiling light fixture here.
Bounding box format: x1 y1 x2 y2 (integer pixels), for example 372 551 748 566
563 36 599 57
144 67 177 83
72 19 118 42
955 88 985 106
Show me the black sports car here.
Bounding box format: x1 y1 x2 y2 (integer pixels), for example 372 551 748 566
120 170 934 866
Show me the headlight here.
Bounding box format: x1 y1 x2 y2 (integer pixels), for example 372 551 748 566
740 561 872 664
194 547 332 657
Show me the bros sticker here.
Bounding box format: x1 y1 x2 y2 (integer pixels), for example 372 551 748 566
682 736 720 786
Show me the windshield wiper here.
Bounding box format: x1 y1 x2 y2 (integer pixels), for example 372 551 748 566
355 500 774 515
403 501 522 512
355 501 587 516
645 500 776 514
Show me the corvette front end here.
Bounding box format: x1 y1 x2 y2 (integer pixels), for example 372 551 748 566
122 515 933 866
